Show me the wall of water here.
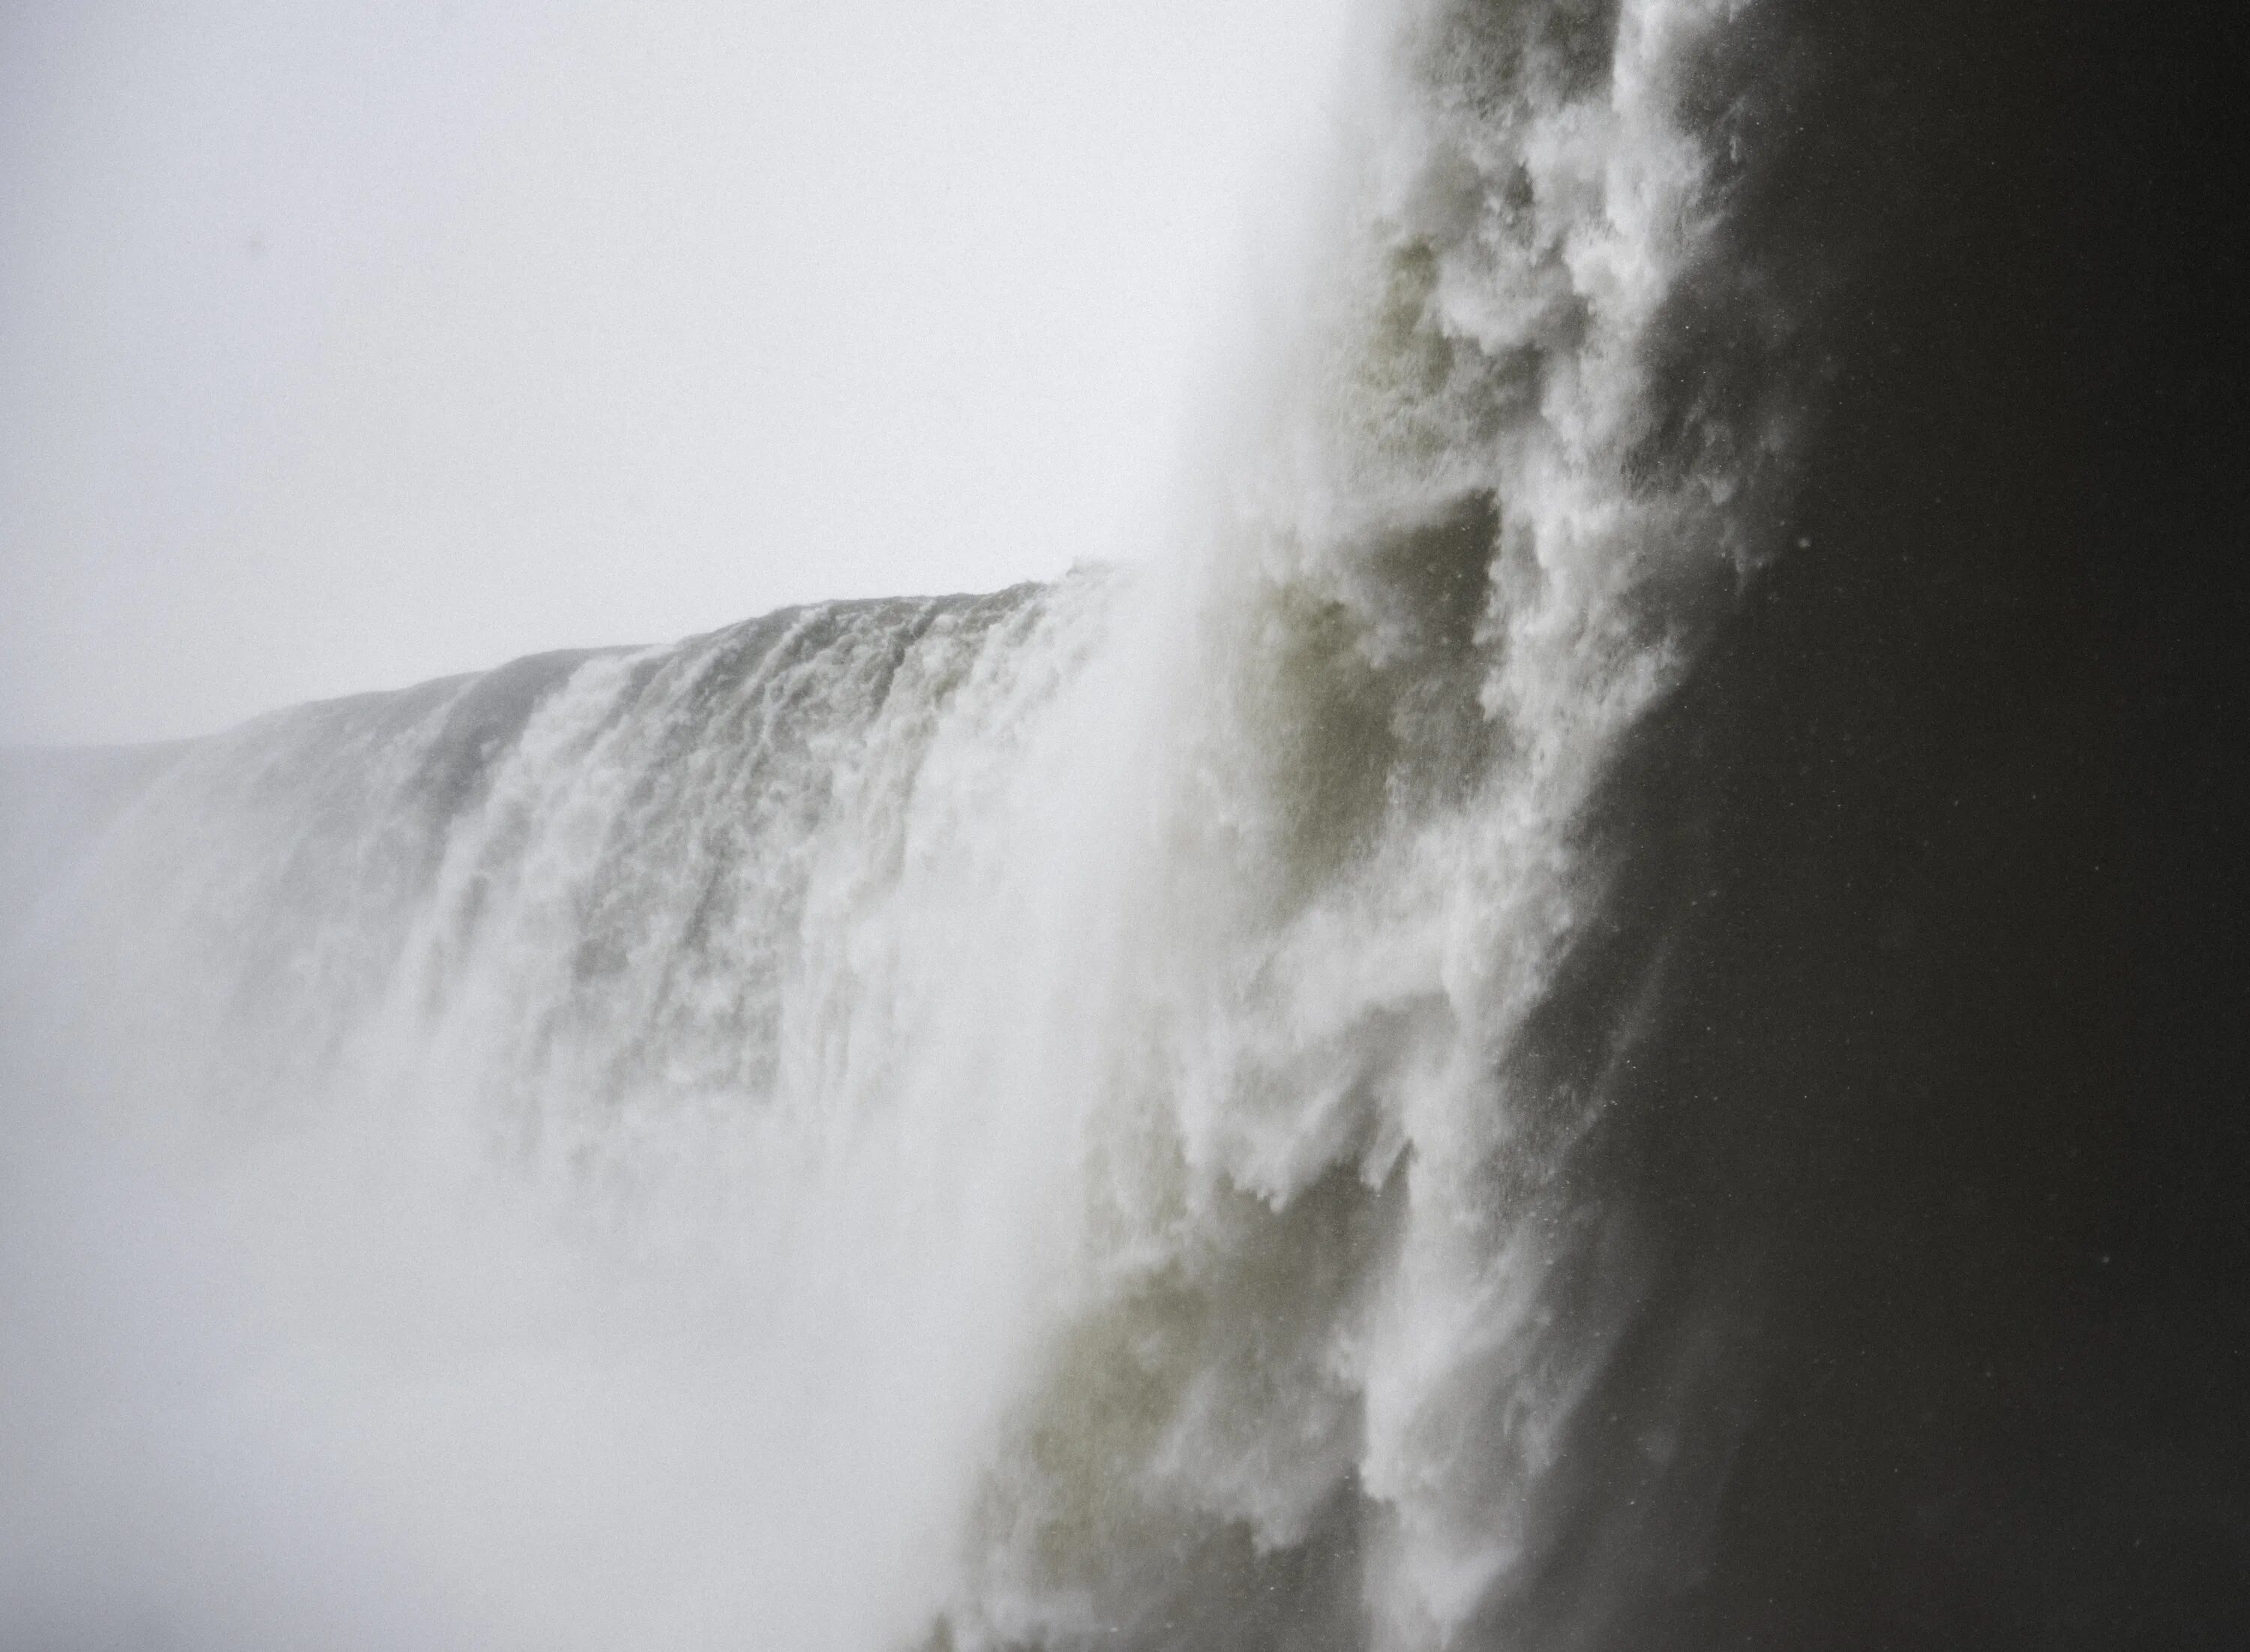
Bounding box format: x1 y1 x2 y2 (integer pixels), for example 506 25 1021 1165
0 3 1807 1646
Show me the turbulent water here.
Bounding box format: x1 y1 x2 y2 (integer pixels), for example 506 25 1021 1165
4 1 2242 1648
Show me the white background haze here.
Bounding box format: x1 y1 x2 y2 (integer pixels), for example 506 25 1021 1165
0 0 1358 745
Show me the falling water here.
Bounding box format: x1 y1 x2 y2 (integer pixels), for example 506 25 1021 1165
3 1 1831 1648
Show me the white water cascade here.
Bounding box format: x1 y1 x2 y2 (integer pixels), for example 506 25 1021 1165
0 2 1804 1648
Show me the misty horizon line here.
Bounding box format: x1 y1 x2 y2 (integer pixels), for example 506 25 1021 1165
5 566 1138 754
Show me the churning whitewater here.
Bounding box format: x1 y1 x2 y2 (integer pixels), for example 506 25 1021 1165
1 1 1814 1648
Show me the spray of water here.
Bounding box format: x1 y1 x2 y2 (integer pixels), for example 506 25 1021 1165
1 2 1808 1647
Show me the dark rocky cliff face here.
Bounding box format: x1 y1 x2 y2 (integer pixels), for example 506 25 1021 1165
1565 2 2246 1645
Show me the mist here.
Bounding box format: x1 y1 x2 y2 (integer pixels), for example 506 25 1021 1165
0 0 1356 745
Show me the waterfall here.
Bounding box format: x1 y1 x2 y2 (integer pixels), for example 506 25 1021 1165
2 4 1799 1647
14 0 2224 1647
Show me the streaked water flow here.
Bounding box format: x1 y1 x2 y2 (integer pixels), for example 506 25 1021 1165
1 2 1810 1647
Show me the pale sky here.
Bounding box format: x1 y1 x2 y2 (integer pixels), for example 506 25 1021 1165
0 0 1359 745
